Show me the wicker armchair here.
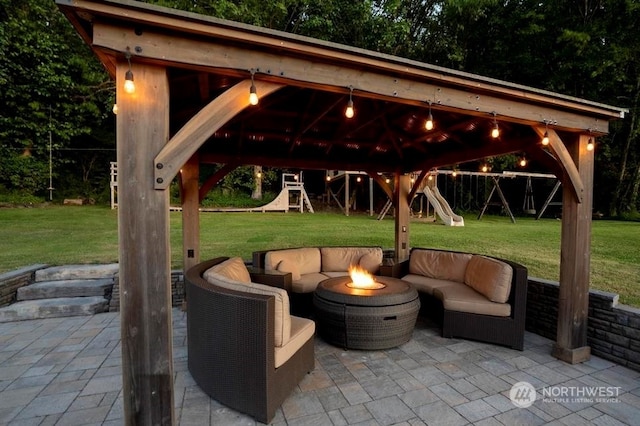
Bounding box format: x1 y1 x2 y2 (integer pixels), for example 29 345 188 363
185 257 315 423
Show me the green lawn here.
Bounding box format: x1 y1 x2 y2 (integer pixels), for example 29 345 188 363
1 205 638 306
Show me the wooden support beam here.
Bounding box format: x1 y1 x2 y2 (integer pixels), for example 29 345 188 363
91 20 618 133
154 80 283 189
394 174 411 261
367 172 393 201
180 154 200 310
116 61 174 424
532 126 584 203
552 134 594 364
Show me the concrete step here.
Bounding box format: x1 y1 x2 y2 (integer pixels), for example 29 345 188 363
35 264 118 282
17 279 113 301
0 296 110 323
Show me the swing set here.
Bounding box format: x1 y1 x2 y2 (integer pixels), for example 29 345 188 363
434 170 559 223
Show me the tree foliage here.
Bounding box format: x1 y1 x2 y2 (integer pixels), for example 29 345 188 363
0 0 114 199
1 0 639 215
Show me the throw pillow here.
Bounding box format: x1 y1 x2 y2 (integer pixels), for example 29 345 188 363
204 257 251 284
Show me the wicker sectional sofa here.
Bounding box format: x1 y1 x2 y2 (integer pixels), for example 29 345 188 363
185 257 315 423
252 246 384 315
383 248 528 350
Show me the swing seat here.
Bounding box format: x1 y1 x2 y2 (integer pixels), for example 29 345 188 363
524 209 536 215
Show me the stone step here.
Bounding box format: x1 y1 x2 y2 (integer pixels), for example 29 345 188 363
35 264 119 282
17 279 113 301
0 296 110 323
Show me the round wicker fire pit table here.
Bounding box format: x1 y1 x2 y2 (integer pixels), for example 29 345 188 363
313 276 420 350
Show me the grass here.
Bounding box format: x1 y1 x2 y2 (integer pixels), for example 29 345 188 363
1 205 639 306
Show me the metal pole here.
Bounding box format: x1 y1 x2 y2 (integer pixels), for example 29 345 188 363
48 106 53 201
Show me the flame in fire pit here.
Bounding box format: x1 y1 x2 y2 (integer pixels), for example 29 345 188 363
346 265 386 290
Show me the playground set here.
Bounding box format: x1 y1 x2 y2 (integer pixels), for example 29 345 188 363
111 162 560 223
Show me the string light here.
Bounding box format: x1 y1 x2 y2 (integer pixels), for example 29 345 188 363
345 86 355 119
542 120 550 145
587 137 594 151
249 69 258 106
326 175 331 182
123 47 135 94
425 102 434 131
112 104 118 115
491 112 499 139
519 156 527 167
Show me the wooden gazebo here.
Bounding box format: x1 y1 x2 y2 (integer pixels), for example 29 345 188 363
57 0 627 423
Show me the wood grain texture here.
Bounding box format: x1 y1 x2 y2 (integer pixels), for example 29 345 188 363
116 61 174 424
555 134 594 362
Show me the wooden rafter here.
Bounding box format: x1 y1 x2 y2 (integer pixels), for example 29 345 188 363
154 80 283 189
532 126 584 203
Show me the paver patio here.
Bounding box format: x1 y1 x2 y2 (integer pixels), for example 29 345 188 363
1 308 638 425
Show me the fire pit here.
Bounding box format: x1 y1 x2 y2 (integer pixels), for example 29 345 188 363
313 267 420 350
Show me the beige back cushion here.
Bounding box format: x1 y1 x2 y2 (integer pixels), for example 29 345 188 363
265 248 321 275
203 261 291 347
464 255 513 303
204 256 251 283
409 249 472 282
321 247 383 273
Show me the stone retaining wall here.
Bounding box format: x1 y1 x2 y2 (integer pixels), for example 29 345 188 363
526 277 640 371
0 265 48 307
108 270 184 312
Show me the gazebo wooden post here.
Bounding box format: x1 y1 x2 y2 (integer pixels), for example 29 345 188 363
180 154 200 310
552 134 594 364
394 173 411 260
116 61 175 424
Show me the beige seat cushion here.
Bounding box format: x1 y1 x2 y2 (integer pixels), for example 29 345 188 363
320 247 383 274
401 274 458 295
464 255 513 303
409 249 472 283
204 257 251 283
292 272 330 293
274 316 315 368
322 271 349 278
203 269 291 347
434 284 511 317
276 259 301 281
265 248 321 275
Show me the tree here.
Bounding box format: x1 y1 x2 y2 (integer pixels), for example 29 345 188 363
0 0 114 200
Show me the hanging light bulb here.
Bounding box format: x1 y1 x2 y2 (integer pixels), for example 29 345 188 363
112 104 118 115
519 156 527 167
356 176 362 183
587 138 594 151
481 164 489 173
123 47 135 94
345 86 355 118
427 174 433 181
326 175 331 182
489 112 499 138
385 178 390 184
425 103 434 131
542 131 550 146
452 169 458 178
249 70 258 106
